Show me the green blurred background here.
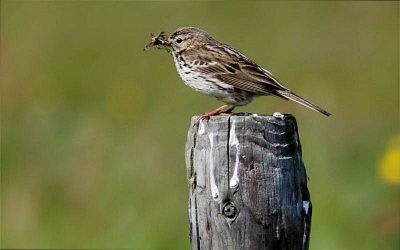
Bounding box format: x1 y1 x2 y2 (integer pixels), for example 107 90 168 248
1 1 399 249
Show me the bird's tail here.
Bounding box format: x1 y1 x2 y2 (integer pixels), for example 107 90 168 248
276 90 331 116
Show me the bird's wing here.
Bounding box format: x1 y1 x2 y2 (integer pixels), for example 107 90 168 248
195 43 290 96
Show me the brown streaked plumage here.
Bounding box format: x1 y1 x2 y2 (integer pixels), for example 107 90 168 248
164 27 331 122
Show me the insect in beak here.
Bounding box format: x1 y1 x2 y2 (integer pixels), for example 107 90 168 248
144 31 172 54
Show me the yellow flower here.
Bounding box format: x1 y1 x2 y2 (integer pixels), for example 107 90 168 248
379 134 400 184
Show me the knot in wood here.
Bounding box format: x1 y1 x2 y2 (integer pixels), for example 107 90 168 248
223 202 237 219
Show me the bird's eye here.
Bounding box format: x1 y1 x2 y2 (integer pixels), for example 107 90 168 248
177 38 183 44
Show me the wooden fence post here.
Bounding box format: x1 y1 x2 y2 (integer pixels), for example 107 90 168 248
185 114 312 250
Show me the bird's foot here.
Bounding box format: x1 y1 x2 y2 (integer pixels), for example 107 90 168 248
220 112 238 116
194 110 221 126
193 104 232 127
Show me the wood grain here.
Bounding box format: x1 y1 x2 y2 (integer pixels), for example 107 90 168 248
185 114 312 250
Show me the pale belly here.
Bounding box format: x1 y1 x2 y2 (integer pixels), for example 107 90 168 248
172 55 254 106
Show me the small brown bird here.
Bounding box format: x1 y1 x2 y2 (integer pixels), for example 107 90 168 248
162 27 331 121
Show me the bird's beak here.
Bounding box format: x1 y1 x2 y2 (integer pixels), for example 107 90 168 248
163 40 171 46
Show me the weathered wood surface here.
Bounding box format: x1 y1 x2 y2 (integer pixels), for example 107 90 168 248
185 114 312 250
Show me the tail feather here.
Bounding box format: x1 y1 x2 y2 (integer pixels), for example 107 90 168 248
276 90 331 116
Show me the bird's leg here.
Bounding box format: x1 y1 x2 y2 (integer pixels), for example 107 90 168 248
225 106 236 113
221 106 237 115
194 104 231 126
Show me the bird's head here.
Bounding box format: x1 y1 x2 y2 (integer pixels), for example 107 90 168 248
164 27 213 53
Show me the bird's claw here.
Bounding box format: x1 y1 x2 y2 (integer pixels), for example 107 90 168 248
193 112 217 127
193 114 209 127
192 104 233 127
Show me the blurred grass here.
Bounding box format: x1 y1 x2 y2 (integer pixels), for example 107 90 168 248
1 1 399 249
